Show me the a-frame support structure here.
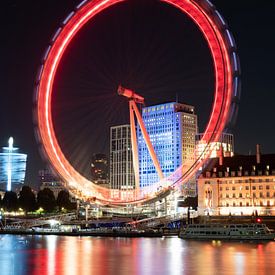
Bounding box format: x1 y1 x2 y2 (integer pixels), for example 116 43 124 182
118 86 164 192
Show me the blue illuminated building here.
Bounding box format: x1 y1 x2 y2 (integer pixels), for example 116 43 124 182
0 137 27 192
138 102 197 188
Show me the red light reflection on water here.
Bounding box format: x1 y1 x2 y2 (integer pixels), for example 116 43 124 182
0 236 275 274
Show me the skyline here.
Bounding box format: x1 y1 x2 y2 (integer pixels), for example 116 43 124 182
1 0 275 187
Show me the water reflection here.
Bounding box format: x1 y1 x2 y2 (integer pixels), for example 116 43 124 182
0 235 274 275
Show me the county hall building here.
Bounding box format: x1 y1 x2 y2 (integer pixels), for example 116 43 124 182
198 148 275 216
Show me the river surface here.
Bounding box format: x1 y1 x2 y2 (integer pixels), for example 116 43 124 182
0 235 274 275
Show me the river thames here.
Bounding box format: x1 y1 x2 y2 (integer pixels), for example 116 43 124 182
0 235 274 274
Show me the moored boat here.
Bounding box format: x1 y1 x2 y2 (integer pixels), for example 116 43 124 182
179 223 275 240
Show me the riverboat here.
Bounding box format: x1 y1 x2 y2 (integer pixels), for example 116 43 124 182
179 223 275 240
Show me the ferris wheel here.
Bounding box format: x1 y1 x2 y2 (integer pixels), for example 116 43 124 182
34 0 240 205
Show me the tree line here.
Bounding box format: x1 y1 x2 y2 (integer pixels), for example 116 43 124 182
0 186 76 213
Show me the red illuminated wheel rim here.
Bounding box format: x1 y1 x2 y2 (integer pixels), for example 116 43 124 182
34 0 240 204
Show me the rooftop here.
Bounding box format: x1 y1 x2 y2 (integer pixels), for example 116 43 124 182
201 154 275 178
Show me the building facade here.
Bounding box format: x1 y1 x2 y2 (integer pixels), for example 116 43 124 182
196 132 234 159
39 168 76 202
0 137 27 192
39 169 65 199
198 153 275 216
40 181 66 199
39 168 58 186
109 125 135 194
91 153 109 187
138 102 197 189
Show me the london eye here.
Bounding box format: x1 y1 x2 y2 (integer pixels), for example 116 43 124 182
34 0 240 205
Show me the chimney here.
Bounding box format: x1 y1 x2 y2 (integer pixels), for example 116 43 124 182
219 144 224 166
256 144 261 164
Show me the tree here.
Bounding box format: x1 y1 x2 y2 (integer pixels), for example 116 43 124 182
18 186 36 212
37 188 56 212
2 191 18 211
56 190 71 211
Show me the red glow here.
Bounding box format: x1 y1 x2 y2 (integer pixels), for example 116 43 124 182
118 85 145 104
131 100 164 181
129 101 140 191
36 0 235 204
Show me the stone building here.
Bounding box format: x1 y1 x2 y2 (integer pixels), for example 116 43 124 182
198 148 275 216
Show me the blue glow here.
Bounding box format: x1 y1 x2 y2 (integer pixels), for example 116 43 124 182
63 11 75 25
215 10 226 26
226 29 235 48
232 52 238 72
205 0 214 8
233 77 239 98
52 27 62 42
76 0 88 9
137 102 196 188
43 46 51 61
36 65 44 83
0 138 27 192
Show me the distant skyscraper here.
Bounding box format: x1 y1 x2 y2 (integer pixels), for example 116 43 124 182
91 153 109 186
138 102 197 188
0 137 27 192
109 125 135 193
196 132 234 159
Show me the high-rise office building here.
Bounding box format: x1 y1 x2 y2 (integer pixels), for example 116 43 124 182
109 125 135 194
0 137 27 192
196 132 234 159
138 102 197 188
91 153 109 187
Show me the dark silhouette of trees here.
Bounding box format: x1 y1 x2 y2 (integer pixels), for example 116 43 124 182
37 188 56 212
18 186 36 212
2 191 18 211
56 190 71 211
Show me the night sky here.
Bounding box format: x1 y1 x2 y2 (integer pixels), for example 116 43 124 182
1 0 274 188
